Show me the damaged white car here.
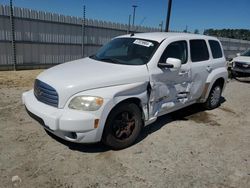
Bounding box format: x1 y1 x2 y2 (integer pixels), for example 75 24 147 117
22 32 228 149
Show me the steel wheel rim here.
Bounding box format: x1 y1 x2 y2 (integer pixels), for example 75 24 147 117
112 111 136 140
211 86 221 106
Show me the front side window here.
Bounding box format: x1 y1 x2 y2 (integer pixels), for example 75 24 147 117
190 39 209 62
159 41 188 64
90 38 159 65
209 40 223 59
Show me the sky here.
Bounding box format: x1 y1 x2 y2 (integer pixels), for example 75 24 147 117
0 0 249 33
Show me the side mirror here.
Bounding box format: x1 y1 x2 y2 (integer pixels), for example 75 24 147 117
158 58 181 69
236 53 241 57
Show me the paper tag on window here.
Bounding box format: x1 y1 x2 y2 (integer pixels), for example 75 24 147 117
133 39 153 47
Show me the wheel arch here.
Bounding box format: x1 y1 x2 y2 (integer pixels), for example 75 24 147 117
200 76 226 102
213 77 225 89
93 83 149 142
107 97 145 123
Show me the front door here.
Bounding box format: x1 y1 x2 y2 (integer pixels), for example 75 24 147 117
148 40 192 118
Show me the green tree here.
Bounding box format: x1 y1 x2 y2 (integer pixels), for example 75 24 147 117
203 29 250 41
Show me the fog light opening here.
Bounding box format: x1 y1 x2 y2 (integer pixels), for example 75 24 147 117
66 132 77 139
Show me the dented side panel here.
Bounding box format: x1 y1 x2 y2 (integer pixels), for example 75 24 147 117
146 37 194 121
148 66 193 119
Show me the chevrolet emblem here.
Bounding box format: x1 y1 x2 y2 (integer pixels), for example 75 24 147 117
35 88 43 96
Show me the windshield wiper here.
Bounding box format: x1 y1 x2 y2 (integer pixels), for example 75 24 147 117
90 55 121 64
98 57 121 64
89 54 97 59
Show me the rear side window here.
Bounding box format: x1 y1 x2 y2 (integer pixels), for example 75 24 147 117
190 40 209 62
209 40 223 59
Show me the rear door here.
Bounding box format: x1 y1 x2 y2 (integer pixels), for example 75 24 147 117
189 39 212 100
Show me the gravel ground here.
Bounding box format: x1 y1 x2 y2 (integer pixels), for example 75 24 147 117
0 70 249 188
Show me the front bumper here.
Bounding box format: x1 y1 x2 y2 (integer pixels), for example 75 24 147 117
231 67 250 77
22 90 101 143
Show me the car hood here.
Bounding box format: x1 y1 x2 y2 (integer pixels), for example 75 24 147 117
233 56 250 64
37 57 149 108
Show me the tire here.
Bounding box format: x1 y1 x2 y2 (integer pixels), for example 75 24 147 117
203 84 222 110
102 103 143 150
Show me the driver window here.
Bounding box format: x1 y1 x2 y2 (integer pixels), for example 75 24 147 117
105 43 128 57
159 41 188 64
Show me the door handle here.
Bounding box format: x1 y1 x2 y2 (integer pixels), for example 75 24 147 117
206 66 212 73
178 71 188 76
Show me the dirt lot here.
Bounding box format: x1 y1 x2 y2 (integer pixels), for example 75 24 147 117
0 70 249 188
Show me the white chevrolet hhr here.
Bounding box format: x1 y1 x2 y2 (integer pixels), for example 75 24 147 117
23 32 228 149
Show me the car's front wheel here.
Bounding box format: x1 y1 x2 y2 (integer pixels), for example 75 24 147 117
102 103 143 150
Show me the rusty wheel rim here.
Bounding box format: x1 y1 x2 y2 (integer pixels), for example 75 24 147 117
112 111 136 140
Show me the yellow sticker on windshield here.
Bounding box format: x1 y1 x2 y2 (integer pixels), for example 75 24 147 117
133 39 153 47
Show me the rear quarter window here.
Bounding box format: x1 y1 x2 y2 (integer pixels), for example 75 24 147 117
209 40 223 59
190 39 209 62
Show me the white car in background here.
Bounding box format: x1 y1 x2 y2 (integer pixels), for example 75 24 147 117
22 32 228 149
231 49 250 77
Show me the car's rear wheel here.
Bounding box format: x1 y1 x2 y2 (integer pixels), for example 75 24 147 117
203 84 222 110
102 103 143 150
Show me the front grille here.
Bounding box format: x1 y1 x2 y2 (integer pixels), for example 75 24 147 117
235 62 250 69
34 79 58 107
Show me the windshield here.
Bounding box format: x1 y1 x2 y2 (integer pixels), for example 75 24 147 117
241 49 250 57
90 38 159 65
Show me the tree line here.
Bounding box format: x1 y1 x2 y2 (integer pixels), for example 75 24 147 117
203 29 250 41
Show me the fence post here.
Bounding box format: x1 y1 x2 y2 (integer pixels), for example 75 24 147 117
10 0 17 70
81 5 86 58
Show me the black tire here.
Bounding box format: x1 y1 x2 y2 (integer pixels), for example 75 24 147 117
203 84 222 110
102 103 143 150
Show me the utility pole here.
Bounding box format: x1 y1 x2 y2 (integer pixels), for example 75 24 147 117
127 14 131 34
159 21 163 32
10 0 16 70
165 0 172 32
81 3 86 58
132 5 138 30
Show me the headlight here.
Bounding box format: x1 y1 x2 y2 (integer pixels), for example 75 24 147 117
68 96 104 111
232 62 235 68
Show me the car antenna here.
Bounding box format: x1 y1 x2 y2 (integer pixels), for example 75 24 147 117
130 17 146 37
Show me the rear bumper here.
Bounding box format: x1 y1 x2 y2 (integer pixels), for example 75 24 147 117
22 90 101 143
